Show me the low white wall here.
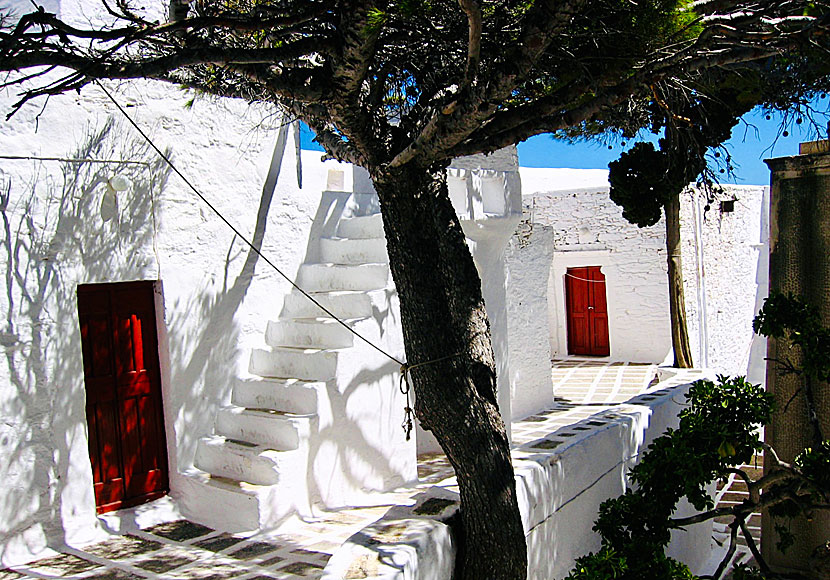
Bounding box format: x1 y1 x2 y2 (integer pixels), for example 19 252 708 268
323 375 717 580
519 377 714 579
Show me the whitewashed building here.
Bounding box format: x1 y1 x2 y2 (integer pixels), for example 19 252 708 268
0 76 412 562
0 1 771 568
0 70 527 562
506 169 769 420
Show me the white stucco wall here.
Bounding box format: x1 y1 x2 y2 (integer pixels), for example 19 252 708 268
506 222 557 420
679 186 769 380
0 70 375 562
507 174 769 419
512 176 672 365
0 67 523 559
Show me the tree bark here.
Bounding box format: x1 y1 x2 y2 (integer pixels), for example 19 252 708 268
372 163 527 580
665 195 694 368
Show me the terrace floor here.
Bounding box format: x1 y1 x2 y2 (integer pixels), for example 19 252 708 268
1 360 754 580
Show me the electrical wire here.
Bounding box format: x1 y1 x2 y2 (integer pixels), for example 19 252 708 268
95 80 405 367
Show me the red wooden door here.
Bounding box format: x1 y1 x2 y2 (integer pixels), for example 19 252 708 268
78 281 169 514
565 266 610 356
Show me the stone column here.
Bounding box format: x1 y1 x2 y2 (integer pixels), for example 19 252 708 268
762 143 830 572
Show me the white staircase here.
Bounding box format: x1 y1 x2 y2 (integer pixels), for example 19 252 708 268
179 203 413 532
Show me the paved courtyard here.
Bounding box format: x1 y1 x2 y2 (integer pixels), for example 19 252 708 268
3 360 744 580
513 359 660 446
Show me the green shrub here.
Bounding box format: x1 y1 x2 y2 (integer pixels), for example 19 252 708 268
566 376 773 580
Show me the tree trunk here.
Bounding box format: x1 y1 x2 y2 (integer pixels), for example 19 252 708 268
665 195 694 368
372 163 527 580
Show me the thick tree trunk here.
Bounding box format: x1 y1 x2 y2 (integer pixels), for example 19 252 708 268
665 196 694 368
372 164 527 580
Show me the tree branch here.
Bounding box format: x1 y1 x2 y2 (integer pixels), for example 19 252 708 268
458 0 481 86
740 518 770 574
484 0 590 102
3 7 332 46
325 0 386 163
1 35 330 114
386 0 594 168
451 43 785 157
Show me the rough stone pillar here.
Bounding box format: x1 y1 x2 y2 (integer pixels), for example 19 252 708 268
762 144 830 572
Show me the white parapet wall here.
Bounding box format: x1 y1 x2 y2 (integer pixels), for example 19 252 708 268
322 372 717 580
519 374 715 579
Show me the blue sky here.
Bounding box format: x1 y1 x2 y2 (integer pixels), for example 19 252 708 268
300 104 829 186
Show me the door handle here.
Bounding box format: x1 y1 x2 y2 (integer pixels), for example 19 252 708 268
587 306 594 310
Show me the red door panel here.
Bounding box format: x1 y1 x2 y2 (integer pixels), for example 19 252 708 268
587 267 610 356
566 266 610 356
78 281 169 514
95 401 125 507
566 267 590 355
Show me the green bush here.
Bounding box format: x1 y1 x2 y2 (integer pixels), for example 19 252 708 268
566 376 773 580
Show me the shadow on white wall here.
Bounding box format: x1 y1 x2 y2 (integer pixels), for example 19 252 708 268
0 118 171 559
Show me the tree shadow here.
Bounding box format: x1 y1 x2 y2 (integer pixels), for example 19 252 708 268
0 117 171 561
306 358 409 507
161 122 293 474
272 191 414 513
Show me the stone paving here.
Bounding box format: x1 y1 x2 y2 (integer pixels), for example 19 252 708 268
0 461 459 580
0 359 702 580
513 359 661 447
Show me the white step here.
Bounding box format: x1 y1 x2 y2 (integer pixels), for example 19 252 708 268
265 319 354 349
194 435 284 486
336 214 385 239
178 465 310 531
249 347 338 381
282 291 373 319
320 237 389 264
178 470 262 532
214 407 312 450
297 263 389 292
232 379 320 415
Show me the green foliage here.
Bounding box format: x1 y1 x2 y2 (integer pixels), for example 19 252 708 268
568 375 772 579
729 563 769 580
607 76 758 228
764 443 830 552
364 7 388 34
630 376 771 511
767 441 830 545
794 440 830 489
567 547 628 580
608 142 673 227
753 292 830 382
567 546 697 580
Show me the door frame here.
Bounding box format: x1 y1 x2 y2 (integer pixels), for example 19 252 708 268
548 250 615 360
77 280 171 514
